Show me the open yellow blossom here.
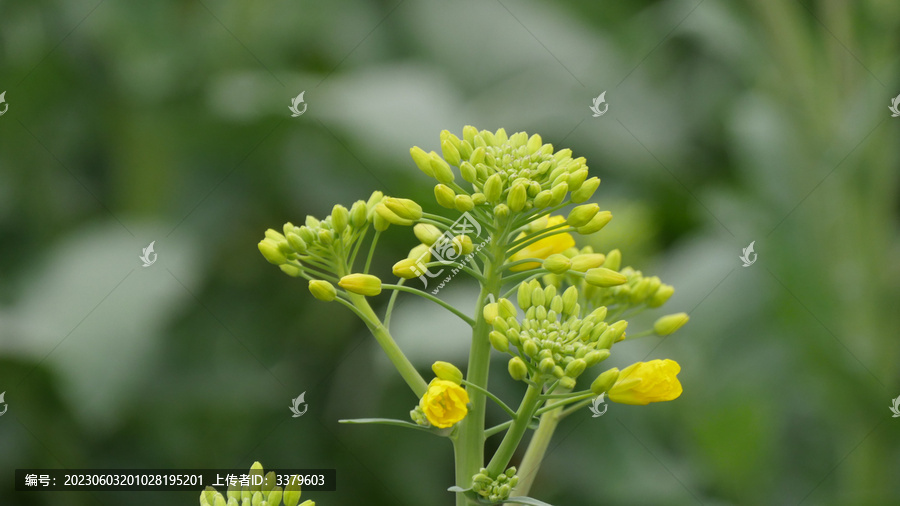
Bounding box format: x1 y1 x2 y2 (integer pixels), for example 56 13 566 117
608 359 682 405
508 216 576 272
419 379 469 428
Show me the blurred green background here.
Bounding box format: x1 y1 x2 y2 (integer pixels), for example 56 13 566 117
1 0 899 504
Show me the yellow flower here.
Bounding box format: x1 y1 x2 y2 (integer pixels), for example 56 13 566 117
508 216 575 272
419 379 469 428
608 359 682 405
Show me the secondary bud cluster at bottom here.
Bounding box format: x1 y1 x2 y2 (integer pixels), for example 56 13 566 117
472 467 519 503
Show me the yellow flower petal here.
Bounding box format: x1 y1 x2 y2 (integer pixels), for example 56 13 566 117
419 379 470 428
608 359 682 405
508 216 575 272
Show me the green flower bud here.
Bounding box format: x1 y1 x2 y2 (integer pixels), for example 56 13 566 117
392 258 421 279
373 211 390 231
432 361 463 384
328 205 348 234
383 197 423 221
572 177 600 203
283 483 302 506
565 358 587 377
453 235 474 255
258 239 287 265
318 228 334 245
559 376 577 389
308 280 337 301
531 285 546 307
441 139 461 166
414 223 442 246
523 339 539 358
570 253 606 272
585 267 628 287
498 298 517 319
533 190 553 208
484 173 503 203
647 284 674 308
297 225 315 244
286 233 307 253
375 203 414 226
489 331 510 352
508 357 528 381
576 210 613 234
408 243 431 262
568 168 589 192
552 365 565 378
338 273 382 296
598 320 628 348
517 281 533 309
455 194 475 212
591 367 620 395
549 295 564 314
583 349 610 367
567 204 599 228
471 192 486 205
539 357 556 374
493 203 509 219
430 153 455 184
507 183 527 212
460 161 478 183
280 264 302 277
542 254 571 274
410 146 435 177
434 184 457 208
526 133 542 154
350 201 368 227
549 181 569 206
604 249 622 271
492 316 509 333
654 312 689 336
267 488 283 505
562 286 579 314
252 491 264 506
463 125 478 145
470 145 485 164
483 302 499 324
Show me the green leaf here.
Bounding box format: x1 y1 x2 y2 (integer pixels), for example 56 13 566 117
478 497 556 506
338 418 446 434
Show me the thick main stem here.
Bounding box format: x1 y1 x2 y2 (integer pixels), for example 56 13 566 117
454 232 506 505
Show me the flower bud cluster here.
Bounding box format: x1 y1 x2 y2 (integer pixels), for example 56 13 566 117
491 281 621 388
410 127 601 217
199 462 312 506
472 467 519 503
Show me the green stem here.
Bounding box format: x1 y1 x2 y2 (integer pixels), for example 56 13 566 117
348 293 427 397
509 399 564 500
460 379 517 418
364 231 381 273
382 284 476 326
454 228 506 503
486 381 543 477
